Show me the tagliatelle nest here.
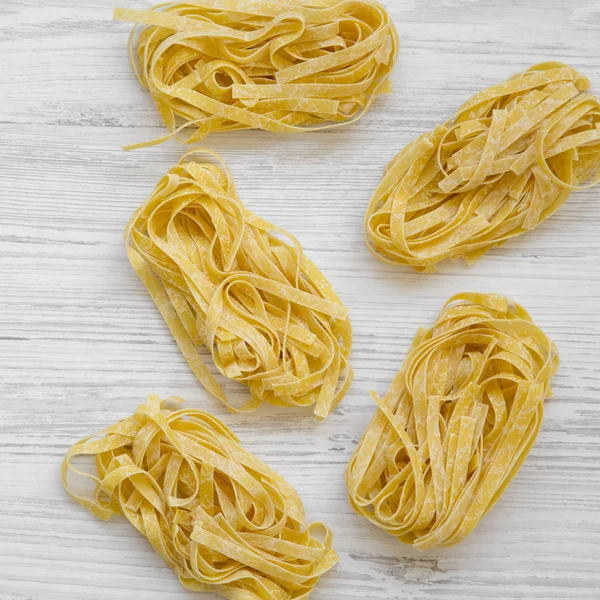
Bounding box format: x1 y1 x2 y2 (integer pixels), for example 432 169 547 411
365 62 600 271
346 293 559 550
114 0 399 148
126 150 352 418
63 395 338 599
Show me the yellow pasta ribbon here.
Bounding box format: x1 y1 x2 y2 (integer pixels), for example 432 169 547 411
62 395 338 599
365 62 600 271
346 292 559 550
114 0 399 148
126 149 352 418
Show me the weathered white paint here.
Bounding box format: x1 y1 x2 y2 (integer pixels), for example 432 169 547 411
1 0 599 598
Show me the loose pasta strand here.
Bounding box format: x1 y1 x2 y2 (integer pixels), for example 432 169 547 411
62 395 338 599
125 149 353 418
114 0 399 148
365 62 600 271
346 292 559 550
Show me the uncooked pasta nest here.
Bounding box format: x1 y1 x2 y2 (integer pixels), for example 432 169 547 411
62 395 338 599
114 0 399 148
346 292 559 550
365 62 600 271
126 149 352 417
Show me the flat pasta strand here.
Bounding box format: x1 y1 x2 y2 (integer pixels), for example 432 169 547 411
62 395 338 599
114 0 399 148
346 292 559 550
126 149 352 418
365 62 600 271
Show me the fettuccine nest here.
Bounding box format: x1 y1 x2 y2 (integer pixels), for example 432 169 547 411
126 150 352 417
346 293 559 550
114 0 399 147
366 62 600 271
63 395 338 599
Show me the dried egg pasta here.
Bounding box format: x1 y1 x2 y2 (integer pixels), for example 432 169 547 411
63 395 338 599
365 62 600 271
346 293 559 550
114 0 398 148
126 150 352 418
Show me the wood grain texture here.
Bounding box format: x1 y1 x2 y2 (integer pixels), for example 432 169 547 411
1 0 599 598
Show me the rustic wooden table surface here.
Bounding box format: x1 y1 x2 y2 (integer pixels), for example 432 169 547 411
1 0 599 598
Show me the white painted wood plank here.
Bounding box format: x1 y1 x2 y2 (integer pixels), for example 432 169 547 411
1 0 599 599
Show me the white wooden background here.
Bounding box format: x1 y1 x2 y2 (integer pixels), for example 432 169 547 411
1 0 599 598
